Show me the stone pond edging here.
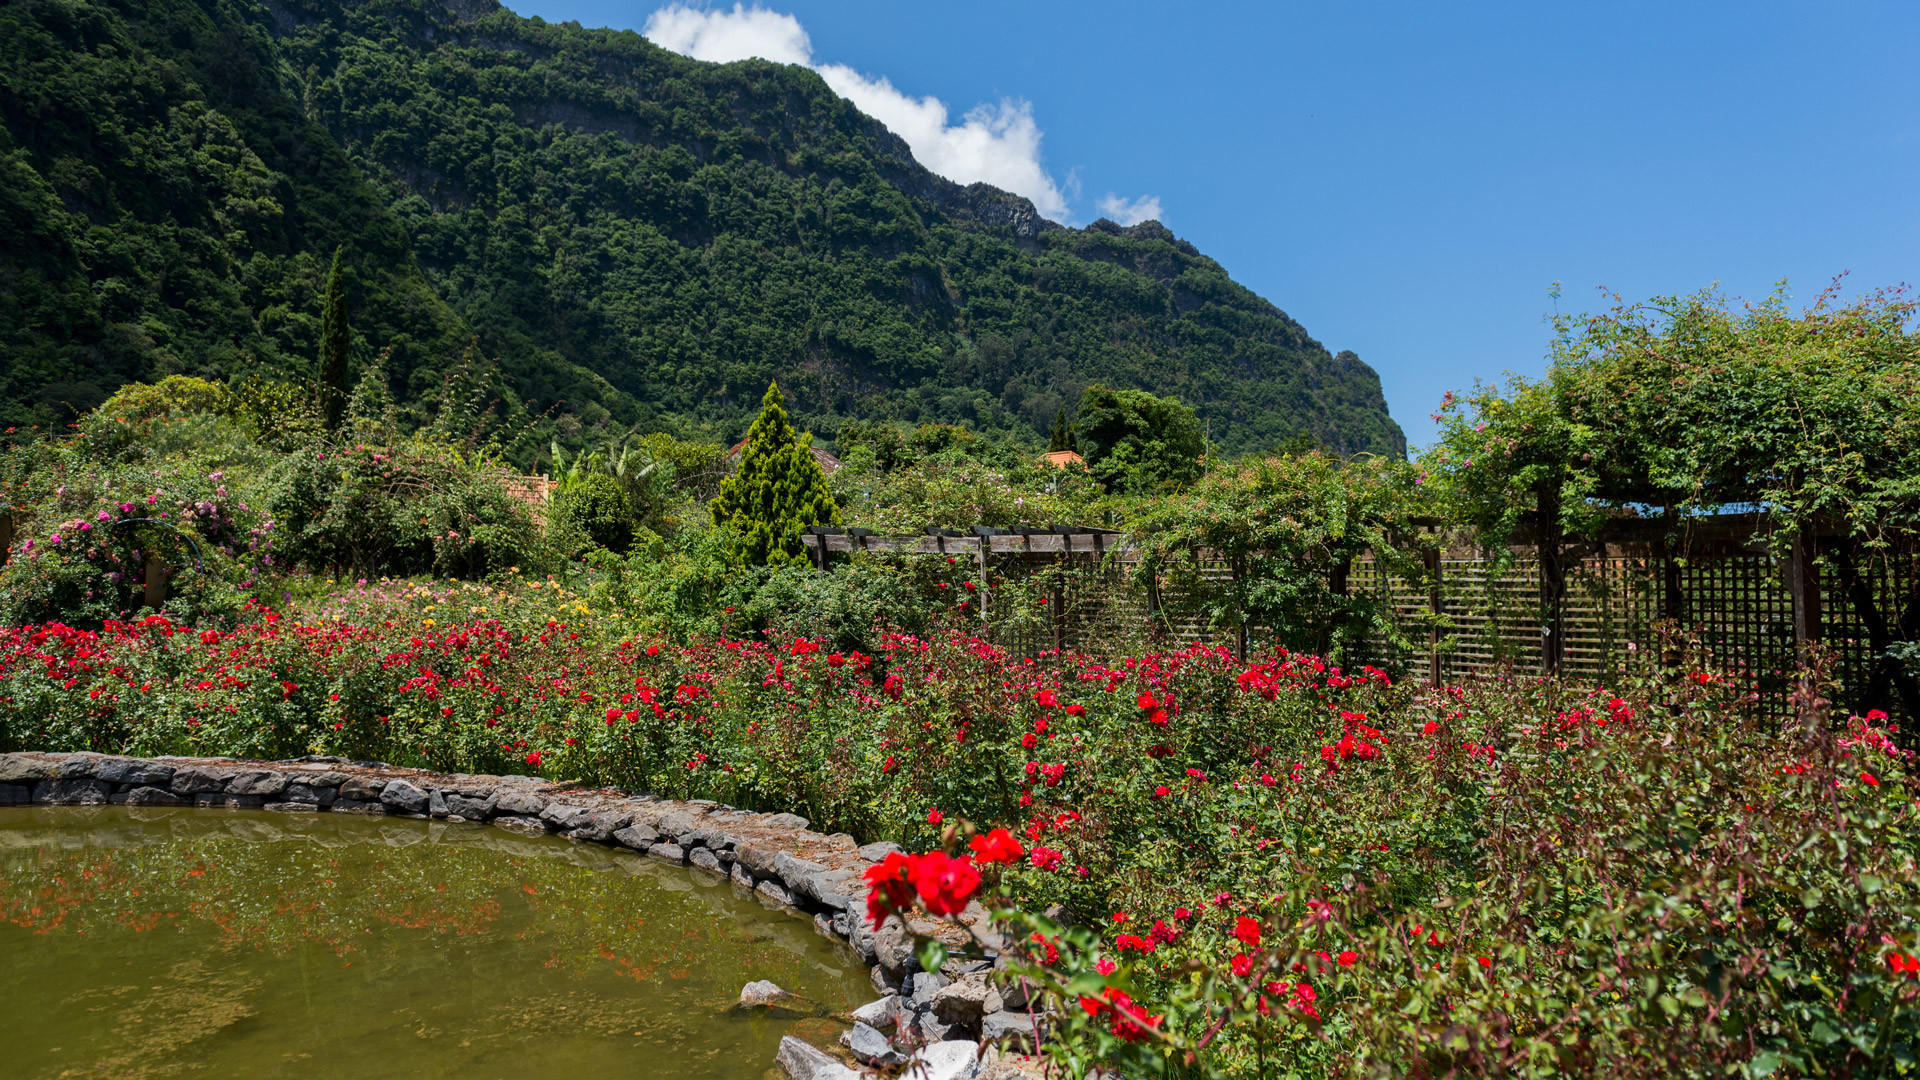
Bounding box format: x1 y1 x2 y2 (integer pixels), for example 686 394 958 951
0 751 1047 1080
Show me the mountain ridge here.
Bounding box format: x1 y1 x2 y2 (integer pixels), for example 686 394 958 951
0 0 1405 460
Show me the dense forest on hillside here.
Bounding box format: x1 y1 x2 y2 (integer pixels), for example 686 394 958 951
0 0 1404 461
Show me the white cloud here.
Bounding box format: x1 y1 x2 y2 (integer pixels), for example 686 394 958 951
1096 193 1164 227
641 3 810 65
641 4 1156 226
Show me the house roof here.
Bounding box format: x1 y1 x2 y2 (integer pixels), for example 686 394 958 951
1043 450 1085 468
727 438 842 475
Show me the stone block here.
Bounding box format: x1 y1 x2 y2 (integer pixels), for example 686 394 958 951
379 779 429 814
96 758 175 786
170 766 235 794
227 771 289 797
613 823 659 850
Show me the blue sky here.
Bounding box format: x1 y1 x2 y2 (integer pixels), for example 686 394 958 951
514 0 1919 448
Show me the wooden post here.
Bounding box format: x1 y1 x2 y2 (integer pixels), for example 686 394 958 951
1050 574 1066 653
976 540 989 624
143 555 168 611
1536 494 1565 676
1785 526 1821 664
0 513 11 565
1232 554 1248 661
1425 541 1443 686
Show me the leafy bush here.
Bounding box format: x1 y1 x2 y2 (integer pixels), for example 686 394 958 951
260 438 540 579
551 473 636 553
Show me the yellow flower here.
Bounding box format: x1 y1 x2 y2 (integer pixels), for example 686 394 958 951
422 618 434 628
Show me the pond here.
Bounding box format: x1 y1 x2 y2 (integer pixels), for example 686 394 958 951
0 807 869 1079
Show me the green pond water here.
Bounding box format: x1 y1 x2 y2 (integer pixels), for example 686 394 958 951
0 807 869 1080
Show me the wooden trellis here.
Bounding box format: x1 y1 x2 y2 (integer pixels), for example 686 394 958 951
802 517 1920 725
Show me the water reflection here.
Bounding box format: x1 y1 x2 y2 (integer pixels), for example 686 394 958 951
0 807 865 1080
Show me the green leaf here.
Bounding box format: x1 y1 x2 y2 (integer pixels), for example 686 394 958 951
915 938 948 975
1800 887 1823 909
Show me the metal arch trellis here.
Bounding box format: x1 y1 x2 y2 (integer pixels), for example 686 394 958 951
106 517 205 574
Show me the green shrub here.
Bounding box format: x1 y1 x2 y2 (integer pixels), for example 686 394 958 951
552 473 637 553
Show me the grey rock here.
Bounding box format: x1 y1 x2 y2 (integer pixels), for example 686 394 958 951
824 832 859 850
170 766 235 794
739 979 793 1007
445 792 497 819
813 912 836 938
539 802 592 830
284 783 336 807
0 755 59 784
851 995 900 1032
796 867 859 911
773 851 828 886
847 1020 906 1067
298 771 352 788
870 965 903 994
380 779 430 814
492 814 546 834
731 863 755 889
613 824 659 850
119 786 186 806
228 770 289 797
655 809 703 838
933 978 991 1020
912 972 951 1008
39 779 112 805
55 755 101 779
762 812 809 830
96 758 175 786
908 1039 981 1080
846 917 879 964
689 847 724 875
330 798 386 815
493 788 546 816
775 1035 863 1080
265 801 319 813
733 838 783 879
857 841 903 862
980 1011 1037 1047
428 788 448 817
875 919 918 973
338 776 388 802
0 784 30 805
915 1013 970 1050
717 848 737 866
755 878 797 907
647 843 686 864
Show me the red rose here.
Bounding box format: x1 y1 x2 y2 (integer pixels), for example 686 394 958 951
968 827 1024 866
909 851 980 915
863 853 914 931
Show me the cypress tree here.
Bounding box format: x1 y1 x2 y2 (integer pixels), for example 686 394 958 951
712 381 841 566
318 247 351 431
1048 406 1067 451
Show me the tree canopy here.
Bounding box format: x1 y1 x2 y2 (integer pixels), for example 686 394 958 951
1428 282 1920 543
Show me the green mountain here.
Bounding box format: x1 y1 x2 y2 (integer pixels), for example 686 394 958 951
0 0 1405 459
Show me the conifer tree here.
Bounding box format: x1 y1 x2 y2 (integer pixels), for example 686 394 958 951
1048 406 1078 453
712 381 841 566
318 247 351 431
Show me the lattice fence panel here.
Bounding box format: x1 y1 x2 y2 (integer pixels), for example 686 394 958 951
1822 548 1920 720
